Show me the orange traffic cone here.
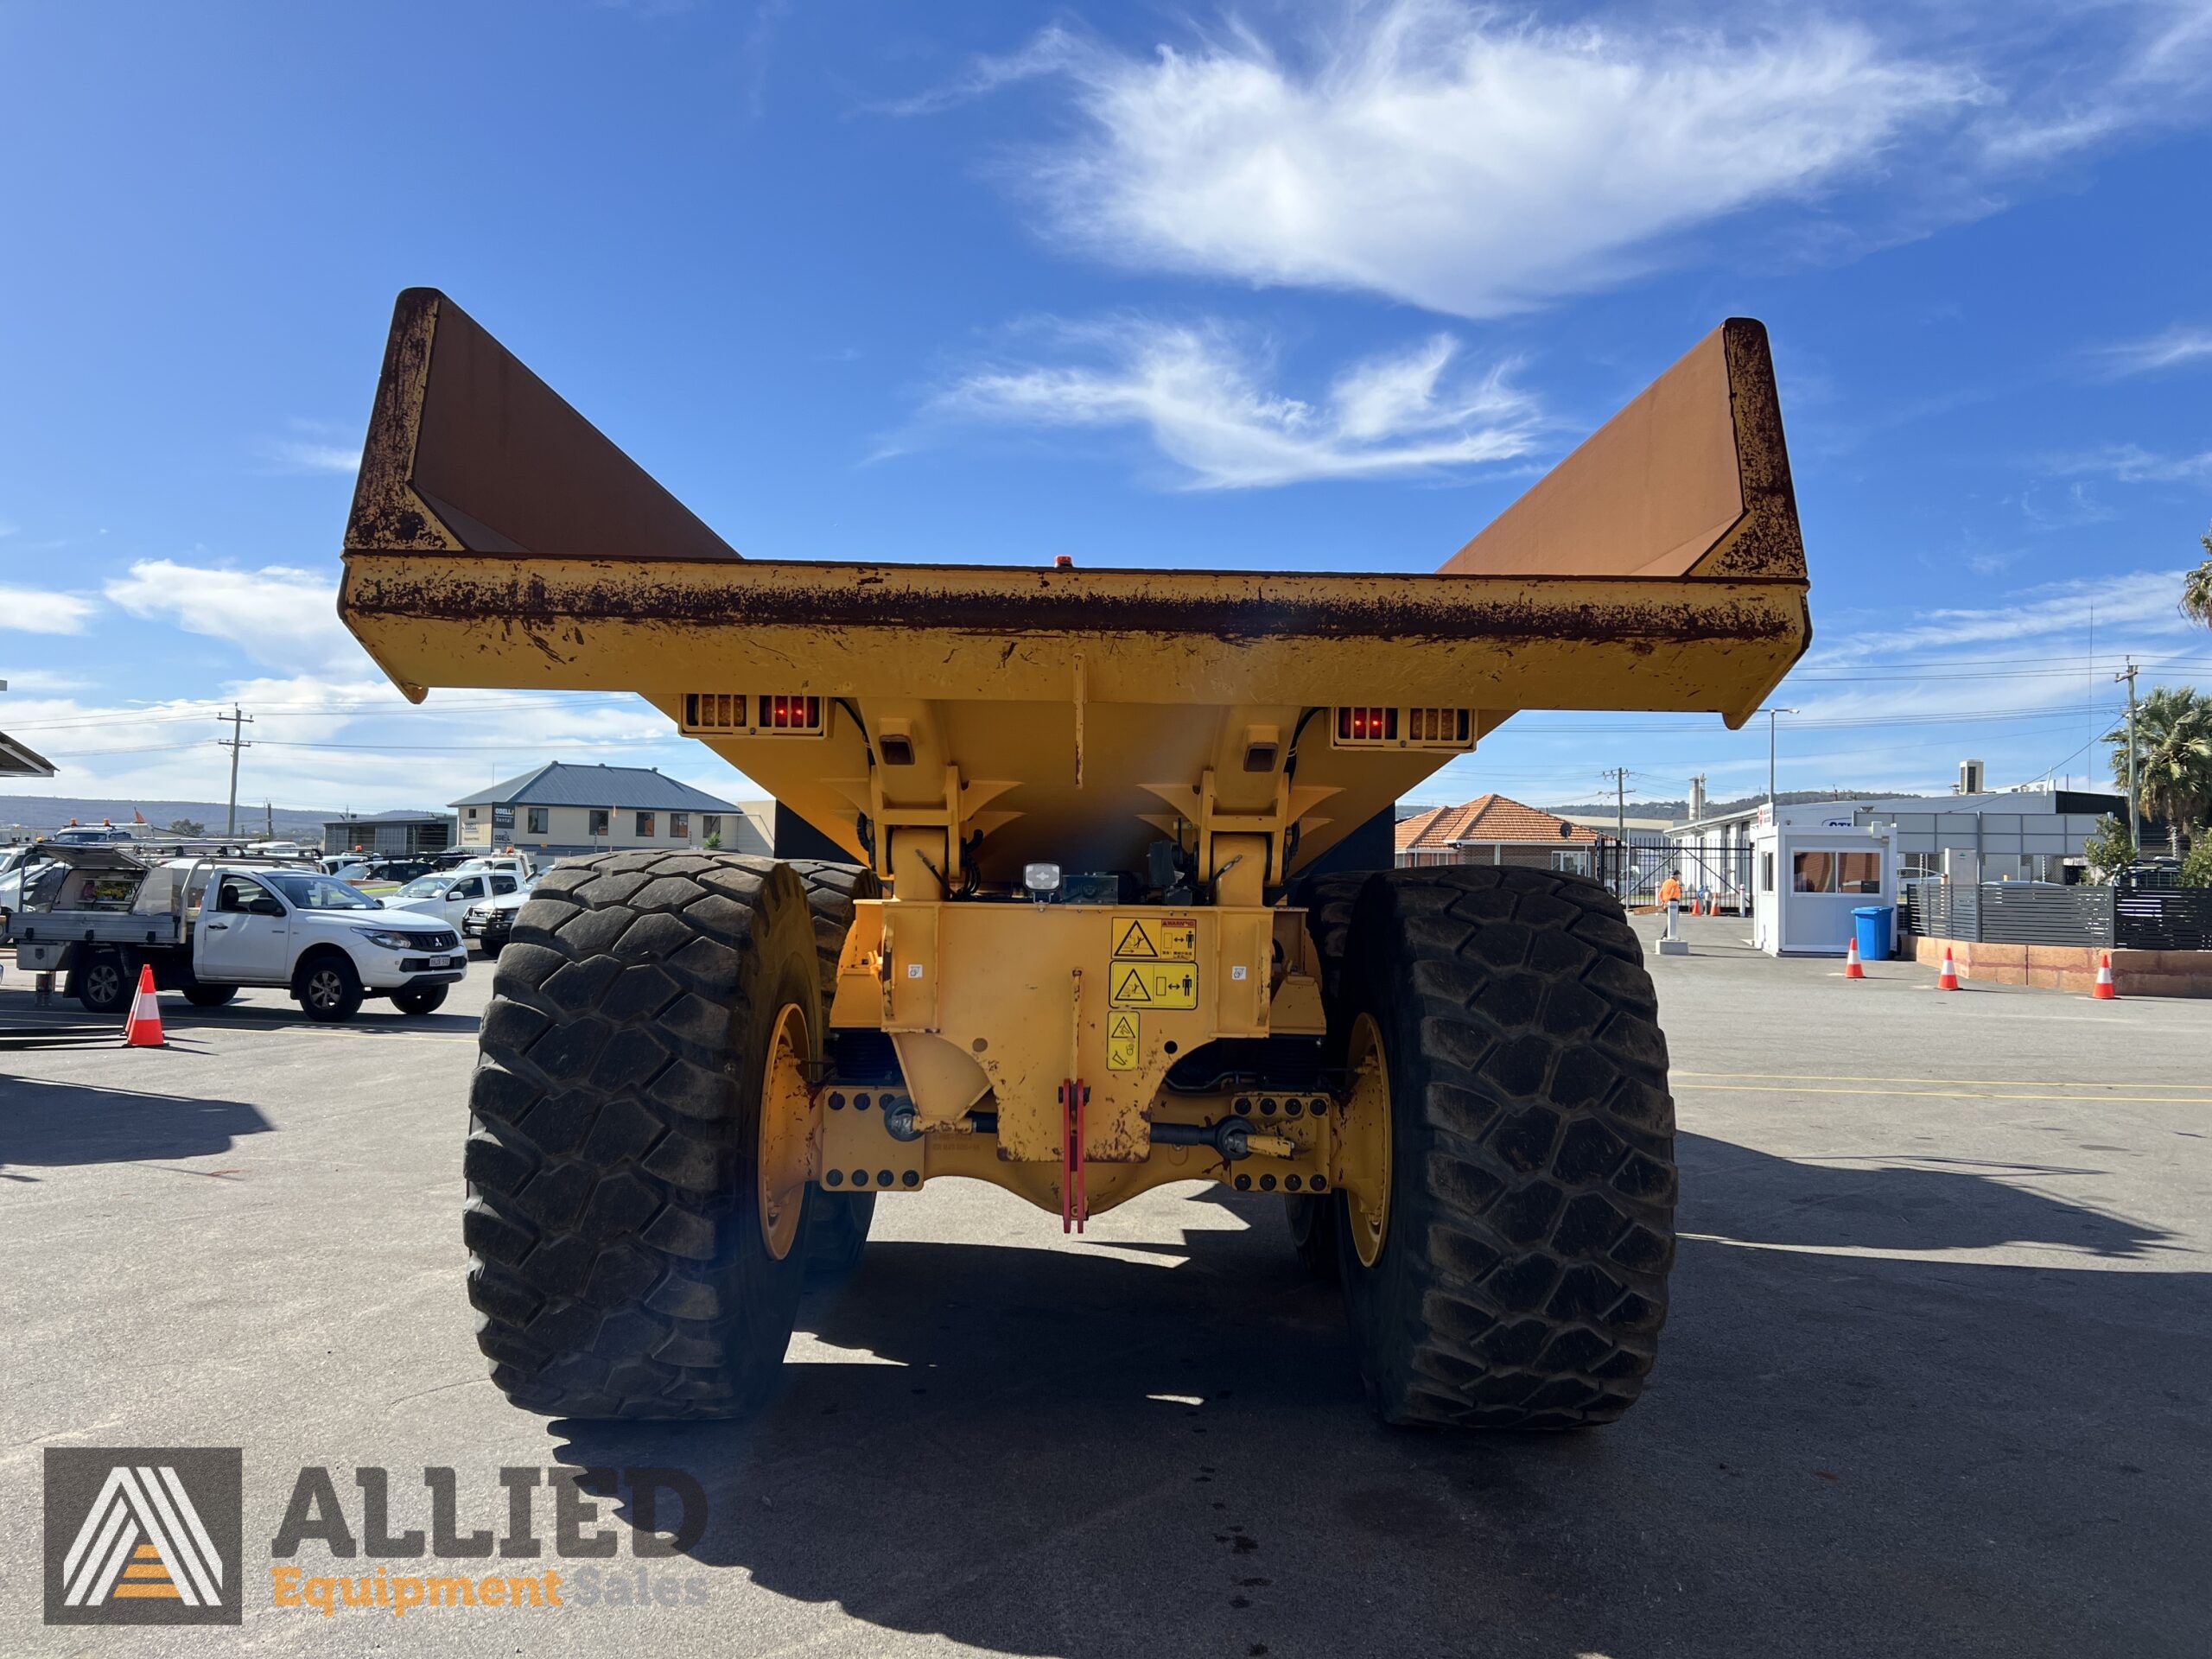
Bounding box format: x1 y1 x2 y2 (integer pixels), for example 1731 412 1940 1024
123 963 165 1046
2092 953 2117 1001
1845 937 1865 979
1937 948 1960 992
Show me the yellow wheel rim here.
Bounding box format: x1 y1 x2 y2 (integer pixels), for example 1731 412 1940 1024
755 1001 814 1261
1339 1011 1393 1268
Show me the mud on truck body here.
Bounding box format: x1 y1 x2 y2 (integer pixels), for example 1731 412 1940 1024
337 291 1810 1427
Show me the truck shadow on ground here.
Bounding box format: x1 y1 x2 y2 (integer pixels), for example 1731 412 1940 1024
1675 1129 2176 1258
547 1135 2208 1659
0 1074 272 1174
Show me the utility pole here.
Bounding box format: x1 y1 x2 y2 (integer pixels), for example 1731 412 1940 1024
217 705 254 836
1600 766 1632 896
2114 658 2140 858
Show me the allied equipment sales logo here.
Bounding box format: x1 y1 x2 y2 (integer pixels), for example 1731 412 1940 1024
44 1448 245 1625
43 1452 706 1623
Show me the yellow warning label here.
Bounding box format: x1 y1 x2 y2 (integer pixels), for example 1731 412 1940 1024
1109 962 1198 1010
1111 915 1196 961
1107 1010 1140 1071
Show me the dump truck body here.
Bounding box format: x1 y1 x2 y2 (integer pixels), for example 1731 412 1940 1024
339 291 1809 1427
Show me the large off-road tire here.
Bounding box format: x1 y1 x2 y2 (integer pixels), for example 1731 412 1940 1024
786 858 880 1281
1289 869 1370 1004
1281 868 1375 1280
463 851 823 1419
1333 866 1675 1429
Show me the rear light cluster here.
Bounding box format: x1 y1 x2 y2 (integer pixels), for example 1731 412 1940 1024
1407 707 1471 744
761 695 821 730
1332 705 1476 751
1338 706 1397 742
680 693 827 737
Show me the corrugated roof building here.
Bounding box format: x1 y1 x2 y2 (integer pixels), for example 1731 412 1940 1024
1395 795 1598 872
449 762 758 857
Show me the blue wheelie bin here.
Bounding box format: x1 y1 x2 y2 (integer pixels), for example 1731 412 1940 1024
1852 905 1892 962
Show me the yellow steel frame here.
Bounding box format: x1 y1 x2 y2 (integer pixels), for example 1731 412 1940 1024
330 291 1816 1230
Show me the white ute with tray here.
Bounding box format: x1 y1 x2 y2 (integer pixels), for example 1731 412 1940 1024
9 842 468 1021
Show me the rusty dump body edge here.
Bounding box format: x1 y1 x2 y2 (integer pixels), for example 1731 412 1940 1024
337 289 1810 877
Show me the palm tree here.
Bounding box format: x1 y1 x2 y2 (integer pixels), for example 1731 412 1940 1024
2186 524 2212 631
2104 685 2212 855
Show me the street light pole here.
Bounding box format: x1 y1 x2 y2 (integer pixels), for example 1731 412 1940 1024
1764 708 1798 811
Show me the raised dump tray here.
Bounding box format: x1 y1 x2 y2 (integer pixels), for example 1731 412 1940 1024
338 290 1809 882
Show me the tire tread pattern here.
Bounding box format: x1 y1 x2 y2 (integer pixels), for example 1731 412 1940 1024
463 849 806 1419
1347 866 1675 1430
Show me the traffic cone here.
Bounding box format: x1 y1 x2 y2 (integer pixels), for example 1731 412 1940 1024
2092 953 2117 1001
1845 937 1865 979
1937 948 1960 992
123 963 165 1046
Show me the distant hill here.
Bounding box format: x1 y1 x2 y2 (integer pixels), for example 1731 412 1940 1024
1543 788 1916 822
0 795 338 837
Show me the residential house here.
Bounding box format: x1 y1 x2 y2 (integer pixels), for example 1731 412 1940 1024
1395 795 1599 872
450 762 761 858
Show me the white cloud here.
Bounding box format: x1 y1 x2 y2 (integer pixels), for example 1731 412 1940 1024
903 2 2212 319
1975 0 2212 164
921 320 1542 487
2093 324 2212 377
264 439 363 475
946 5 1975 317
0 584 98 634
102 559 359 671
2052 444 2212 484
1804 570 2198 669
875 23 1084 117
1 675 750 817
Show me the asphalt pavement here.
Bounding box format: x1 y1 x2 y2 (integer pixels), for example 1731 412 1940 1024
3 918 2207 1657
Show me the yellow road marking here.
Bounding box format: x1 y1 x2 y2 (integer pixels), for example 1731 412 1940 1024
1678 1070 2207 1093
1679 1082 2212 1105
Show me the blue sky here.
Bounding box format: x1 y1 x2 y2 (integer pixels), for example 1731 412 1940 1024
3 0 2209 822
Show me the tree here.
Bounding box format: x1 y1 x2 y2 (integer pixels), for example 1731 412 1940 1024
2082 814 2136 880
2102 685 2212 855
167 817 206 836
2184 522 2212 631
702 830 721 851
2183 837 2212 888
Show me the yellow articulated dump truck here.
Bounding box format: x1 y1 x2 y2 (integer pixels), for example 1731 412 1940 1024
339 291 1810 1429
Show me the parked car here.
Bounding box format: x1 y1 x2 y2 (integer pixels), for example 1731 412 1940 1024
9 851 466 1021
462 883 536 957
0 845 54 940
383 867 524 931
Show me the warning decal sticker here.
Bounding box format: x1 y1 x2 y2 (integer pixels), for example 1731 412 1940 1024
1109 963 1198 1010
1111 916 1196 962
1107 1010 1140 1071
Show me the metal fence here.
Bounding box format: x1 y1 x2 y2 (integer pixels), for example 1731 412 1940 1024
2115 886 2212 950
1592 834 1754 911
1903 880 2211 950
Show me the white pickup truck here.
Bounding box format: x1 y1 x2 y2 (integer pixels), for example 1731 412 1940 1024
9 844 467 1021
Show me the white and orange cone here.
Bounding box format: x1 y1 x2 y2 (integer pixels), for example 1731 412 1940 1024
123 963 165 1046
1937 948 1960 992
2092 952 2117 1001
1845 937 1865 979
